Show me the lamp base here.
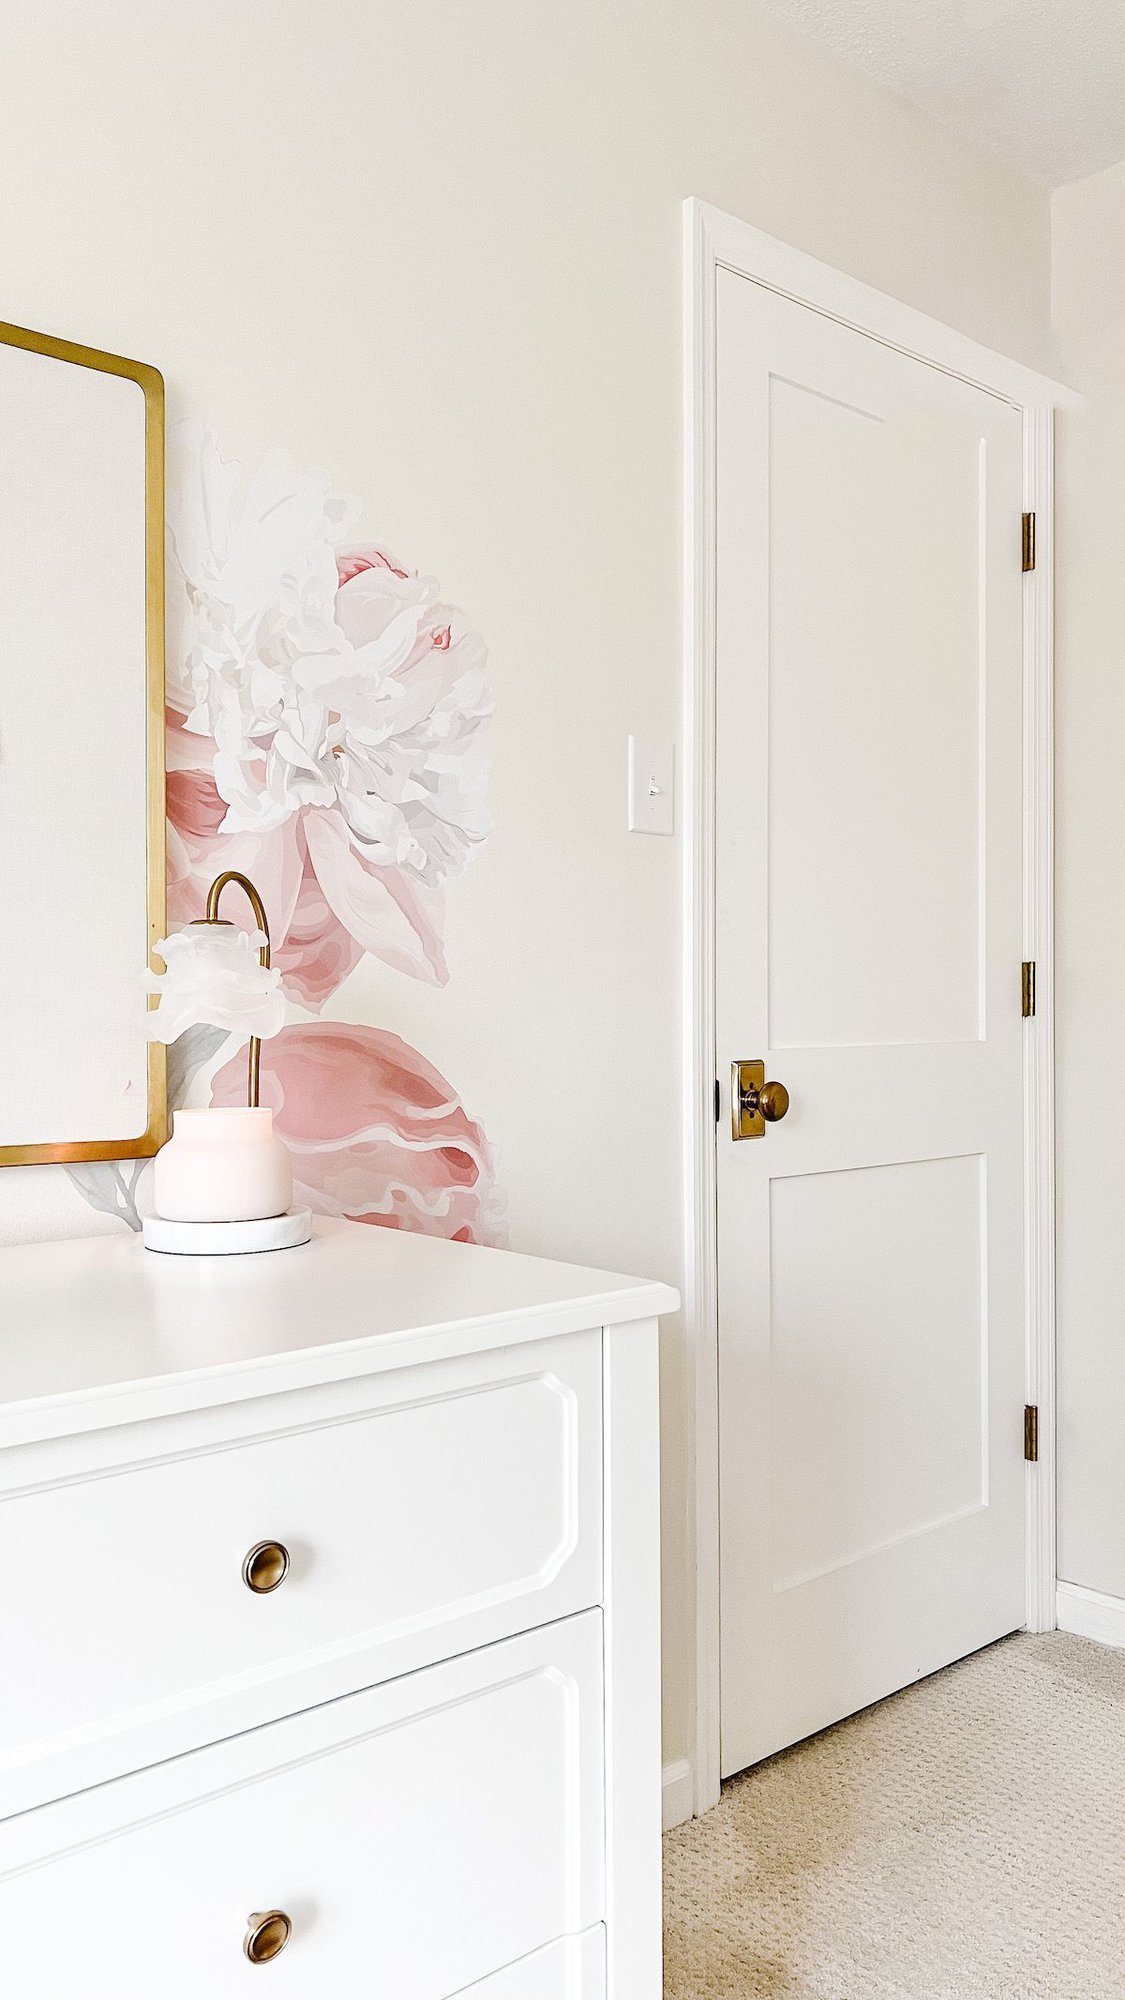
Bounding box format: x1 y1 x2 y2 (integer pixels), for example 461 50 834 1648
142 1209 313 1257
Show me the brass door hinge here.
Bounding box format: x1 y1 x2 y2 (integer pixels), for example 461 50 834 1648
1022 511 1036 573
1024 1405 1039 1463
1022 961 1036 1018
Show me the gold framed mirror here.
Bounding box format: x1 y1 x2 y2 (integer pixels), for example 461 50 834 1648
0 321 166 1166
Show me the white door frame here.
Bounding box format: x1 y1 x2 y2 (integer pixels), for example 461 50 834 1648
682 198 1078 1818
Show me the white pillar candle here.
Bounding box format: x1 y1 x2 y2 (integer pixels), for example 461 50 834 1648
153 1108 293 1223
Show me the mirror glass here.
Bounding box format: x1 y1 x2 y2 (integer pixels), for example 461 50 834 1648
0 324 165 1164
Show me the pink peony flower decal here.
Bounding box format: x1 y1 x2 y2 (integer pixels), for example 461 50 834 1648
210 1023 504 1245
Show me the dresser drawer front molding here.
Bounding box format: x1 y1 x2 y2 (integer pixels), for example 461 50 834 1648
0 1615 605 2000
0 1332 597 1497
0 1331 601 1818
452 1924 606 1997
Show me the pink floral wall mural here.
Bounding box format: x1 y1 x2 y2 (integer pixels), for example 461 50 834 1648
70 422 505 1245
209 1023 500 1242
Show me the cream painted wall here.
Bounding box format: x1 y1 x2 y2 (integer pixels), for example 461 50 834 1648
0 0 1051 1771
1052 161 1125 1599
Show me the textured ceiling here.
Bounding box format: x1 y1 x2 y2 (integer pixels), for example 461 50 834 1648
757 0 1125 186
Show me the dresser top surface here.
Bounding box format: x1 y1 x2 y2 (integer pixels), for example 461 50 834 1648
0 1219 677 1444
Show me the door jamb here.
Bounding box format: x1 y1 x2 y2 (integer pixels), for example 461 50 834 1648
682 197 1077 1818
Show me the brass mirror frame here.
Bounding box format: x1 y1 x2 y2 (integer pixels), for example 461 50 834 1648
0 321 167 1167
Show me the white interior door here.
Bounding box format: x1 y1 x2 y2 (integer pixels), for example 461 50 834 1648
715 268 1027 1778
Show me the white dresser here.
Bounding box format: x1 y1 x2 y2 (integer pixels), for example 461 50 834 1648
0 1219 677 2000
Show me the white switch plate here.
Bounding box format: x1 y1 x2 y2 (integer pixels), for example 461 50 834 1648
627 736 675 835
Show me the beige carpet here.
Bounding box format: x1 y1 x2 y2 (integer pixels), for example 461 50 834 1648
664 1632 1125 1999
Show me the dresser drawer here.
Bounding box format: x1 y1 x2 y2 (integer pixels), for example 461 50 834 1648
0 1330 601 1814
0 1612 604 2000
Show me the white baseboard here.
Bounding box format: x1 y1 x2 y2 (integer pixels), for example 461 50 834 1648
662 1758 695 1831
1056 1581 1125 1648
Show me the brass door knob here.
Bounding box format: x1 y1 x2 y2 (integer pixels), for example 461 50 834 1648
242 1540 290 1594
244 1911 292 1964
758 1080 790 1122
731 1061 791 1140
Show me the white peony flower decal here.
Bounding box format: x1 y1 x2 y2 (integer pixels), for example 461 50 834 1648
167 425 494 955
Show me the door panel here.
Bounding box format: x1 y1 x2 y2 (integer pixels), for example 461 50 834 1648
767 377 984 1049
769 1155 986 1591
716 268 1026 1777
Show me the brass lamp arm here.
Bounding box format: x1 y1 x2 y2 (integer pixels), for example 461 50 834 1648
200 871 272 1109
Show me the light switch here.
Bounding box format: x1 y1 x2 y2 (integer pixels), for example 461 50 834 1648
628 736 675 835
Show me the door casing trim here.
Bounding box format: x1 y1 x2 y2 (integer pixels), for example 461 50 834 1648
682 197 1077 1817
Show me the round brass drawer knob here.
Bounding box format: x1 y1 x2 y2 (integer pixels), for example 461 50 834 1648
242 1540 290 1594
244 1910 292 1964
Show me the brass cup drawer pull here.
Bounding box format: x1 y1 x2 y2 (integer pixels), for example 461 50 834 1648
244 1910 292 1964
242 1540 291 1594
